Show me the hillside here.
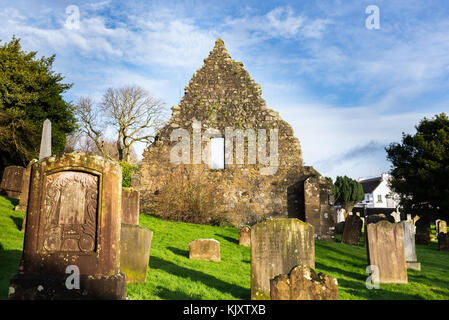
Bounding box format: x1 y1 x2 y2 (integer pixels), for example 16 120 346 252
0 195 448 300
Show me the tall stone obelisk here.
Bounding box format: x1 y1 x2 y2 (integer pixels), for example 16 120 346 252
39 119 51 160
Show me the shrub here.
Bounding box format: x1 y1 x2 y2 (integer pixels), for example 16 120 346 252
120 161 138 188
148 166 228 226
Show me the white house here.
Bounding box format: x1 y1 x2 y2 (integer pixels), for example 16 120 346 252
355 173 400 209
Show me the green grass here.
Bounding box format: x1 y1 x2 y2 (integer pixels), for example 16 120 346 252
1 195 448 300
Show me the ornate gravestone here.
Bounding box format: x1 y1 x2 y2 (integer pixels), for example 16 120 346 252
8 153 126 300
120 223 153 283
342 215 363 246
189 239 221 262
366 220 408 284
400 221 421 271
121 187 140 225
0 166 25 198
239 226 251 246
251 218 315 300
270 265 338 300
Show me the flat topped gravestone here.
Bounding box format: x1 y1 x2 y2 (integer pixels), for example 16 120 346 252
121 187 140 225
120 223 153 283
189 239 220 262
342 215 363 246
270 265 338 300
366 220 408 284
400 220 421 271
0 166 25 198
239 226 251 246
9 153 126 300
251 218 315 300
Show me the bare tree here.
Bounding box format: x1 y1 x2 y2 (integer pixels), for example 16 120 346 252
100 85 165 162
72 97 110 159
72 85 165 162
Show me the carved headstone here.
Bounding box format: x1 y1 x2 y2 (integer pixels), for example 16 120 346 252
342 215 363 246
270 265 338 300
120 223 153 283
239 226 251 246
189 239 220 262
9 153 126 300
251 218 315 300
0 166 25 198
366 221 408 284
39 119 52 160
121 187 140 225
400 221 421 271
438 233 449 252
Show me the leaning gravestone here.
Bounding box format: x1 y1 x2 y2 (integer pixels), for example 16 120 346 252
239 226 251 246
366 220 408 284
120 223 153 283
121 187 140 225
0 166 25 198
251 218 315 300
189 239 220 262
270 265 338 300
400 221 421 271
8 153 126 300
342 215 363 246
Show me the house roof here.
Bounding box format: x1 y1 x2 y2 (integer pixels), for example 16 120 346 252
359 177 382 194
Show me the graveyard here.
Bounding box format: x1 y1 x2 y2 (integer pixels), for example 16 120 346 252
1 194 448 300
1 2 449 304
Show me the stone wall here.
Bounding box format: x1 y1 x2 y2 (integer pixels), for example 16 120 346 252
137 39 333 230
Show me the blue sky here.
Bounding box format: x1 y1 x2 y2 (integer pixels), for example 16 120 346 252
1 0 449 180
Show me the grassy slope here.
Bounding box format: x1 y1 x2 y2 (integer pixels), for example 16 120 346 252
0 195 448 300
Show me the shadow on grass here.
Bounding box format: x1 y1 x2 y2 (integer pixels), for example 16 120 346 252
337 277 424 300
167 247 189 258
2 196 19 207
155 286 204 300
0 243 22 300
150 256 249 299
9 215 23 231
214 234 239 245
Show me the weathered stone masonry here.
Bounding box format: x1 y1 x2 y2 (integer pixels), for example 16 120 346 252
137 39 334 239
